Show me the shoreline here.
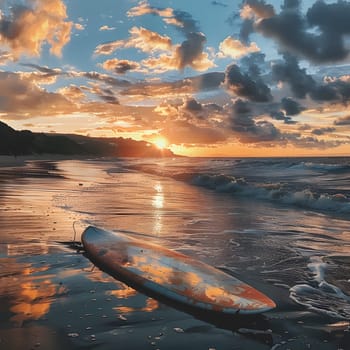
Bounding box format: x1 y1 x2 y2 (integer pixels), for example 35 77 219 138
0 154 97 168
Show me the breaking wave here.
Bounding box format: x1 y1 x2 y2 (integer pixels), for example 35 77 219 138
190 173 350 214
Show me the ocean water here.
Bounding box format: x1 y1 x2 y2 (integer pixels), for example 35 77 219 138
1 157 350 349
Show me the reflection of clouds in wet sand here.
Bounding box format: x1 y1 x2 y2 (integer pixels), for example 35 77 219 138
0 256 66 326
114 298 158 314
10 280 61 325
84 266 159 314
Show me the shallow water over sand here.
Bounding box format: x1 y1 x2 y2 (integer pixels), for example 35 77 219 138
0 159 349 349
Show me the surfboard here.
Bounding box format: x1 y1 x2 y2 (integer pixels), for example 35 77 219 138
81 226 276 315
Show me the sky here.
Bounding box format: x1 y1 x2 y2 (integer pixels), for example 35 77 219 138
0 0 350 157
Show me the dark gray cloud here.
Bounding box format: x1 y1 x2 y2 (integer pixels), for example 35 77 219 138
270 110 296 124
309 84 338 102
190 72 225 91
272 54 350 103
272 54 316 98
99 94 119 104
109 60 139 74
225 64 272 102
172 10 200 35
77 71 131 87
229 98 283 143
180 97 224 123
183 98 203 111
307 1 350 36
311 127 336 135
334 115 350 125
281 97 304 115
254 0 350 63
281 0 300 10
21 63 62 76
176 32 207 71
239 19 255 44
239 52 267 78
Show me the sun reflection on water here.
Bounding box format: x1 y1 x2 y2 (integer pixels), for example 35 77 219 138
152 182 164 235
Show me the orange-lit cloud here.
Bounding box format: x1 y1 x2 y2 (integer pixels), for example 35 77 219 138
0 0 72 59
57 85 86 102
94 26 172 56
140 33 215 73
0 71 74 117
127 0 174 18
123 2 214 72
219 36 260 59
95 27 214 73
161 119 228 145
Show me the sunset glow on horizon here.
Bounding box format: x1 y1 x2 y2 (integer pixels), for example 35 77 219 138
1 0 350 157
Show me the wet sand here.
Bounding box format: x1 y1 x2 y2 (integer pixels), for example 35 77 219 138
0 159 349 349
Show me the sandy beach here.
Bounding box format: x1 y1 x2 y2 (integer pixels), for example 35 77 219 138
0 158 349 350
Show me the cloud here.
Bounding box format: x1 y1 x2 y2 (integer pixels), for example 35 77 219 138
230 106 282 143
180 97 224 122
127 1 174 18
99 25 116 31
281 97 304 116
334 115 350 126
102 59 141 74
57 85 85 102
138 32 214 73
0 50 13 64
121 72 224 98
240 0 275 20
93 24 214 73
161 119 228 145
239 52 268 78
125 2 213 72
219 36 259 59
71 71 131 88
252 0 350 63
0 0 72 58
272 54 315 98
272 53 350 103
74 23 85 31
183 98 203 111
151 97 228 145
167 10 200 34
270 110 296 124
0 71 74 117
224 64 272 102
175 32 213 71
127 1 199 36
17 63 63 85
94 26 172 55
311 127 336 136
281 0 300 10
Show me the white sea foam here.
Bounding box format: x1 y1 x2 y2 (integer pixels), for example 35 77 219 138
290 256 350 319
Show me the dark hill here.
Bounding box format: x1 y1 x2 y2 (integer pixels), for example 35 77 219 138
0 121 175 158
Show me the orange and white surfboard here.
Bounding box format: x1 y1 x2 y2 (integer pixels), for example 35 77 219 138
82 226 276 315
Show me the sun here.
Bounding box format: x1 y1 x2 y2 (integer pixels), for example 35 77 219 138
153 137 168 150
